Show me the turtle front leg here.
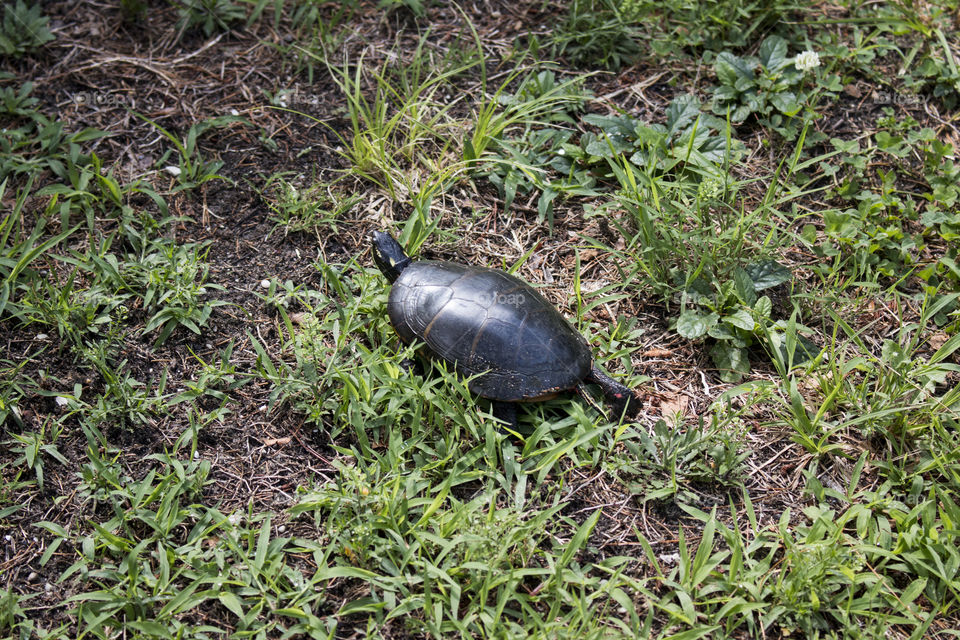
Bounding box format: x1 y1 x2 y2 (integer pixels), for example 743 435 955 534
587 366 641 421
491 401 518 434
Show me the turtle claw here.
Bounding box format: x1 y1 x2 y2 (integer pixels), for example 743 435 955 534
491 401 519 436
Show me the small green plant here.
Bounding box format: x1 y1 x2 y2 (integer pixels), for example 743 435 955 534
256 277 326 312
0 179 78 320
465 66 593 164
619 0 784 52
574 94 742 183
0 0 55 57
477 126 581 218
20 277 128 349
909 36 960 109
72 427 132 505
552 0 641 69
711 35 839 137
0 81 39 117
123 242 227 346
611 416 751 503
281 1 359 81
74 346 168 429
499 69 593 117
174 0 246 37
814 24 899 84
262 175 361 237
376 0 426 18
470 69 594 218
119 0 148 21
134 113 242 193
169 341 244 405
0 357 32 427
675 261 800 382
0 587 34 636
477 93 740 226
0 82 108 182
920 140 960 286
320 39 479 199
3 418 68 488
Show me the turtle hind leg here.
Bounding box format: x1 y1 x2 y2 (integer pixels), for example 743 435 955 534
398 356 424 377
587 366 641 421
491 401 518 435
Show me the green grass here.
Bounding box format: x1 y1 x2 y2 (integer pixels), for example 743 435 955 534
2 0 960 637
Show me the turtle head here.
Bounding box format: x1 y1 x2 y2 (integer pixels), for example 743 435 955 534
370 231 412 283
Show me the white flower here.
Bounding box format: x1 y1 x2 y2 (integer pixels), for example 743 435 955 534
794 50 821 73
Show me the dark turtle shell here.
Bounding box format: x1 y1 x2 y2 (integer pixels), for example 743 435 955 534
387 261 592 402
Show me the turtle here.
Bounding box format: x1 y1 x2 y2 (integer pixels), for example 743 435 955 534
371 231 641 430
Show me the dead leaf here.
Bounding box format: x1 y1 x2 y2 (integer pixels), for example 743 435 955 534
580 249 600 261
643 348 673 358
290 312 313 326
928 332 949 351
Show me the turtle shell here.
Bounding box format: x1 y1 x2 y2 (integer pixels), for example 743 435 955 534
387 261 592 402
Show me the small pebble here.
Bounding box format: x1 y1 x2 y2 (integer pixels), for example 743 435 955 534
27 572 37 581
54 397 69 407
163 165 182 177
260 279 270 289
36 333 48 340
278 525 286 533
45 583 53 593
230 108 240 116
